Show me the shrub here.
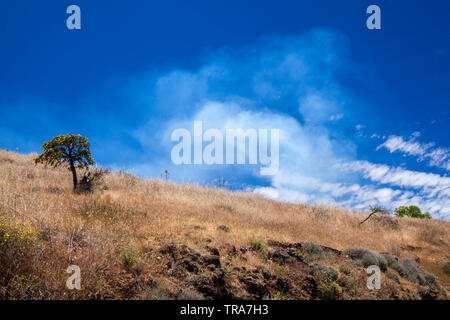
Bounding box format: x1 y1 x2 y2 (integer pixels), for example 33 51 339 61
250 238 264 251
402 259 425 285
325 267 339 282
274 263 286 272
361 252 379 268
380 253 397 267
75 168 109 194
390 261 407 278
423 271 437 286
302 242 324 259
344 247 386 270
319 281 342 300
339 276 356 288
314 264 338 282
376 254 388 271
344 247 370 260
121 248 137 268
0 218 41 299
394 206 431 219
339 263 351 275
385 270 400 284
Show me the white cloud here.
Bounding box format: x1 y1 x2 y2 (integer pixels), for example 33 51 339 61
378 135 450 171
338 160 450 190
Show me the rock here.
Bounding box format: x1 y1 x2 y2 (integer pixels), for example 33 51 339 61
275 276 292 293
270 248 292 264
206 246 220 256
239 274 269 298
202 255 221 268
301 275 318 298
191 270 234 299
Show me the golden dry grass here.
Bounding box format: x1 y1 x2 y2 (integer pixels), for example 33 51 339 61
0 150 449 299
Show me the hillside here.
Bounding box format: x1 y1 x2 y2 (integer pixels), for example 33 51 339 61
0 150 449 300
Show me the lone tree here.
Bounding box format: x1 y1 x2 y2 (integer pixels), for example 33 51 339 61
34 134 95 192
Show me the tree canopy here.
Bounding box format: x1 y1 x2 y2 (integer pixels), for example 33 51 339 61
394 205 431 219
34 134 95 191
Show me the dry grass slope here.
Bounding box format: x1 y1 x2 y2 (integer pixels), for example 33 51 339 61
0 150 449 299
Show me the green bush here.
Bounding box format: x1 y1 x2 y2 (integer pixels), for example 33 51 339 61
319 281 342 300
250 238 264 251
394 205 431 219
121 248 137 268
274 263 286 272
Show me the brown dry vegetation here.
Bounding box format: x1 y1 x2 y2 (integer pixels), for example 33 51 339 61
0 150 449 300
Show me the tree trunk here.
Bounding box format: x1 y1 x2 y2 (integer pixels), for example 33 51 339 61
70 164 78 192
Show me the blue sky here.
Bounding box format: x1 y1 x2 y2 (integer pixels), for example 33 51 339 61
1 1 449 219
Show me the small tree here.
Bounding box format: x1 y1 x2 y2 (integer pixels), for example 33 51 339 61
34 134 95 192
394 205 431 219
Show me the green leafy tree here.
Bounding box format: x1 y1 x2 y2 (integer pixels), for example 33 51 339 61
394 205 431 219
34 134 95 192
